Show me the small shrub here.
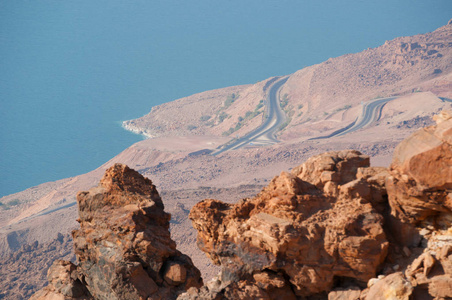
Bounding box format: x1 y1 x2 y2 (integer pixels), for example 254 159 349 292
255 103 264 111
222 127 235 136
200 115 211 122
9 199 20 206
218 112 228 123
279 117 292 131
224 93 238 108
187 125 197 131
331 104 353 115
280 94 289 108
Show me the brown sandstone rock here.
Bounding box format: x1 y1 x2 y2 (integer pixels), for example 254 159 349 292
164 262 188 286
32 164 202 300
428 274 452 298
403 233 452 298
363 272 413 300
386 112 452 226
328 287 361 300
30 260 92 300
188 150 389 297
178 270 297 300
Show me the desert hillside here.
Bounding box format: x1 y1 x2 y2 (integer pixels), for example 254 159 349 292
0 21 451 299
124 21 452 141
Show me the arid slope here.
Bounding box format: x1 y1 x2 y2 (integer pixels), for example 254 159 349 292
124 22 452 141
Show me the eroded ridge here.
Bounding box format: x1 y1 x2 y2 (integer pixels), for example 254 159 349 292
31 164 202 300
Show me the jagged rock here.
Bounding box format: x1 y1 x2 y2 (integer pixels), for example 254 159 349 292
386 111 452 227
177 270 297 300
428 275 452 298
32 164 202 300
362 272 413 300
30 260 92 300
327 286 361 300
188 150 389 297
384 111 452 248
404 232 452 298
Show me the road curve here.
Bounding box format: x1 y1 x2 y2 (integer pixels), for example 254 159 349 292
212 76 289 156
310 97 396 140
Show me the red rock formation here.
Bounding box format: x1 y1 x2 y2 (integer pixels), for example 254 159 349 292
31 164 202 300
363 272 413 300
378 111 452 298
386 110 452 227
183 111 452 299
188 150 389 298
30 260 91 299
383 111 452 249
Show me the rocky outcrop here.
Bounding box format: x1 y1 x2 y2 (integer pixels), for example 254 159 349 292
363 272 413 300
187 150 389 298
31 164 202 300
386 110 452 227
183 111 452 299
404 238 452 299
381 111 452 298
30 260 91 299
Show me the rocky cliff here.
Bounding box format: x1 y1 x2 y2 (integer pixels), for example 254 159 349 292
31 164 202 300
32 112 451 299
186 150 388 299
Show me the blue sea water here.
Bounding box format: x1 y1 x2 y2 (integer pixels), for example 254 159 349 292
0 0 451 197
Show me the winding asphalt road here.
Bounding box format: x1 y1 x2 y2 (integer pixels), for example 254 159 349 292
310 96 396 140
212 75 397 153
212 76 289 156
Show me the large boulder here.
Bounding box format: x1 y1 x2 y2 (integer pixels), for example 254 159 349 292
32 164 202 300
386 111 452 244
362 272 413 300
188 150 389 297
